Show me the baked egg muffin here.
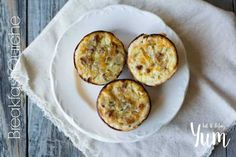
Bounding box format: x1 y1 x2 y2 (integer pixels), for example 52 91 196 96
74 31 126 85
97 79 151 131
127 34 178 86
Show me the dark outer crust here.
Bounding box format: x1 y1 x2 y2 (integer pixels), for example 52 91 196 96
73 30 127 86
127 33 179 87
96 79 152 131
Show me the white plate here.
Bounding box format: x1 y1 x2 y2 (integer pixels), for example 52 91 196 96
50 5 189 143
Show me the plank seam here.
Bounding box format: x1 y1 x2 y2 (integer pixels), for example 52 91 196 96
233 0 236 13
26 0 29 157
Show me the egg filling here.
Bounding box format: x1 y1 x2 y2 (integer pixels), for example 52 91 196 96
74 31 126 85
97 80 151 131
128 34 178 86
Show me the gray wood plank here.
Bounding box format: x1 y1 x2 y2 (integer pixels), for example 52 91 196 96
226 127 236 157
211 142 227 157
28 107 83 157
205 0 234 11
0 0 27 157
27 0 83 156
234 0 236 13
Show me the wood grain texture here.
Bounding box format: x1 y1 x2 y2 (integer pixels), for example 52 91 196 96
28 106 82 157
226 127 236 156
211 142 227 157
27 0 83 157
0 0 27 157
234 0 236 13
205 0 234 11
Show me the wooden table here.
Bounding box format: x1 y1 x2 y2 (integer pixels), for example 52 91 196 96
0 0 235 156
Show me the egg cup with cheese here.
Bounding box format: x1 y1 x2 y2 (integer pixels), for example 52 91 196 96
74 31 126 85
97 79 151 131
127 34 178 86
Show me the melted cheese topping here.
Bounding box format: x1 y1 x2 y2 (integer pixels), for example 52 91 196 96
74 31 126 85
128 34 178 86
97 80 150 131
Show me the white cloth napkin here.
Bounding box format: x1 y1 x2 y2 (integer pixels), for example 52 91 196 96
12 0 236 156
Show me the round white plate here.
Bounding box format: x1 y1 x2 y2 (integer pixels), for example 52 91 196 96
50 5 189 143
